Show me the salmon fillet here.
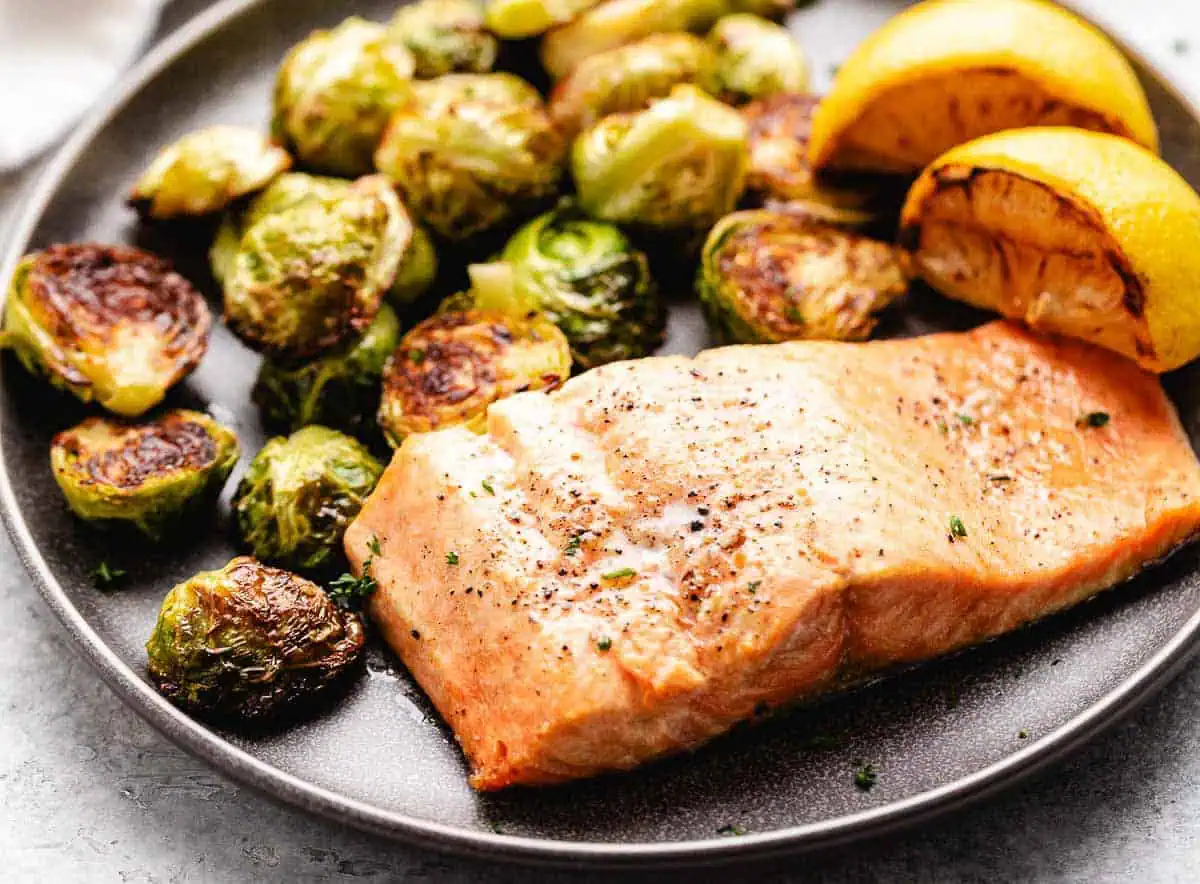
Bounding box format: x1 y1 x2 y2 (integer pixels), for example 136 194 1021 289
345 321 1200 789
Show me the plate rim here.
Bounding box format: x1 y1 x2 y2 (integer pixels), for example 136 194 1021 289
3 0 1200 867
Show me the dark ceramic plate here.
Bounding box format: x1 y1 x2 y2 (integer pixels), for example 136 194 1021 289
4 0 1200 868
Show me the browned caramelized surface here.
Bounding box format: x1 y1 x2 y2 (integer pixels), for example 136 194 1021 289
55 413 217 489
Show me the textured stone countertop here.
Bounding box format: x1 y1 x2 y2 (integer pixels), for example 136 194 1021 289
1 1 1199 881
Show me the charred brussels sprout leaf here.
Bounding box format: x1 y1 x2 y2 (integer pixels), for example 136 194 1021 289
548 34 719 138
378 303 571 447
499 203 664 367
389 0 498 77
697 208 909 343
129 126 292 220
708 14 808 104
223 175 410 360
233 426 384 574
485 0 602 39
388 223 439 307
50 410 239 540
375 74 566 241
272 17 415 176
2 244 211 416
572 85 748 232
146 556 366 721
253 303 401 436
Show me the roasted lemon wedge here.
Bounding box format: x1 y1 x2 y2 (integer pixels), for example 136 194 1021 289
809 0 1158 175
899 127 1200 373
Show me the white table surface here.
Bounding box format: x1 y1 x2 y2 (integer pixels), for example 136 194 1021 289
1 1 1198 881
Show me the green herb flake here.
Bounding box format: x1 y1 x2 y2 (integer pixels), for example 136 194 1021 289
596 636 612 652
936 419 948 434
367 535 382 557
601 566 637 581
956 413 975 426
327 571 377 609
91 561 127 589
1078 411 1110 428
446 551 460 566
481 479 495 496
1018 729 1029 740
564 532 584 556
408 348 426 365
949 515 968 539
853 762 878 791
717 823 747 837
747 580 762 594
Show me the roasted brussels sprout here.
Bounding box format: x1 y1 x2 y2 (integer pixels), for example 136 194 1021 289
498 204 663 367
547 33 719 138
697 208 909 343
484 0 602 39
375 74 566 241
233 426 384 574
708 14 808 104
388 223 439 306
146 556 366 721
2 244 211 416
572 85 748 232
129 126 292 220
272 17 415 176
378 294 571 446
252 303 401 436
223 175 410 360
50 410 238 539
389 0 498 77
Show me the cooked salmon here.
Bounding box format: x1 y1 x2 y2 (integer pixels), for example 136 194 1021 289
345 321 1200 789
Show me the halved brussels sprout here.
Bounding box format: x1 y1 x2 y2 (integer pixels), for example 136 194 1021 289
572 85 748 232
708 14 808 104
378 294 571 446
146 556 366 721
129 126 292 220
252 304 401 436
388 223 439 307
498 204 663 367
272 17 415 177
697 208 909 343
742 93 891 216
484 0 602 39
50 409 238 540
233 426 384 574
389 0 498 77
547 33 719 138
2 244 212 416
223 175 410 360
375 74 566 241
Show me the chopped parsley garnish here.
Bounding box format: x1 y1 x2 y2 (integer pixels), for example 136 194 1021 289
445 551 460 566
949 515 968 539
853 762 878 791
564 532 584 556
481 479 495 495
328 535 380 609
717 823 747 837
956 413 975 426
367 536 382 557
91 561 127 589
601 567 636 581
936 419 948 434
1018 729 1029 740
408 348 426 364
747 580 762 594
1078 411 1110 428
596 636 612 651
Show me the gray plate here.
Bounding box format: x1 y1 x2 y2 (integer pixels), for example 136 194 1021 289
4 0 1200 868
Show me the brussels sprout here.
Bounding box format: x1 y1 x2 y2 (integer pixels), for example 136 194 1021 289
252 304 401 436
484 0 601 39
697 208 909 343
272 17 415 177
378 296 571 446
375 74 566 241
547 34 719 138
2 244 211 416
497 204 663 367
50 410 238 540
388 223 439 306
223 175 410 360
233 426 384 574
389 0 498 77
129 126 292 220
572 85 748 232
708 14 808 104
146 556 366 721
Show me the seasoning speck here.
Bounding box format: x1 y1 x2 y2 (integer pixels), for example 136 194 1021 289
596 636 612 652
747 580 762 594
445 551 460 566
853 762 878 791
1078 411 1110 428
